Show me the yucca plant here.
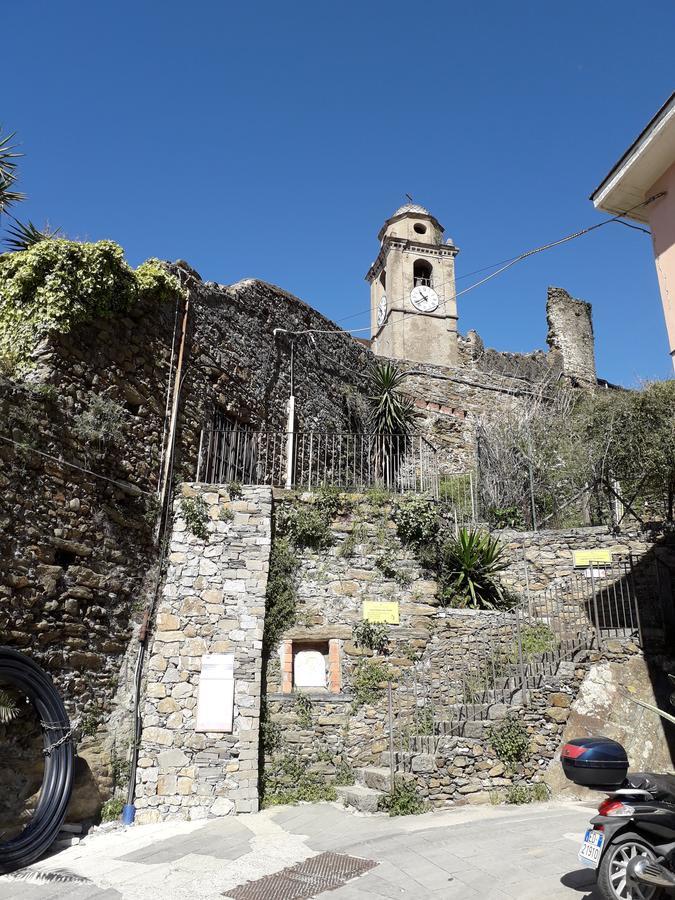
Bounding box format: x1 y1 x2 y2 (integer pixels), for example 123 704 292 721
0 128 24 215
367 362 419 436
438 527 510 609
0 688 19 724
4 217 60 252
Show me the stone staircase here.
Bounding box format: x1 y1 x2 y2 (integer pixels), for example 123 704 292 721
335 766 391 813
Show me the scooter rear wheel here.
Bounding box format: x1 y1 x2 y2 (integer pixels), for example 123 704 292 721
597 836 663 900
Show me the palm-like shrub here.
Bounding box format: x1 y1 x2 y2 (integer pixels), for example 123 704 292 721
367 362 419 435
438 527 510 609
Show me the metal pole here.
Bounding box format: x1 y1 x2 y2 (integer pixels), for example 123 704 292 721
387 680 396 793
284 396 295 489
589 565 602 650
195 428 204 483
527 457 538 531
514 605 529 706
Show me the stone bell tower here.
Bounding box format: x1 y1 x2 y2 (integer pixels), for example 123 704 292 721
365 203 459 368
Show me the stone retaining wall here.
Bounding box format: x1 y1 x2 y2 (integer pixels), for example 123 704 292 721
134 485 271 822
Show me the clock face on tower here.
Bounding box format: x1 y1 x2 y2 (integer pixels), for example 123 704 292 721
377 294 387 326
410 284 439 313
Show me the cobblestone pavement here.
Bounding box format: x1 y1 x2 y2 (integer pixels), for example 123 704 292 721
0 800 603 900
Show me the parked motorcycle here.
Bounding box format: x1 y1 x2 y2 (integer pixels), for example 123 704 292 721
562 737 675 899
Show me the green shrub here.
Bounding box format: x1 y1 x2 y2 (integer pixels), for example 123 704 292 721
218 506 235 523
314 484 346 519
504 782 549 804
277 504 333 550
73 393 126 446
487 506 526 529
334 762 355 786
487 716 530 766
0 239 183 373
100 797 124 822
365 484 392 507
520 624 556 658
261 753 337 807
263 538 298 650
352 620 389 654
227 481 243 500
180 496 210 540
294 693 313 729
438 527 511 610
351 659 394 709
378 781 426 816
393 495 438 547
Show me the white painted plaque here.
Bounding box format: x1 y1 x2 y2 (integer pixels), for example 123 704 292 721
293 650 326 689
196 654 234 732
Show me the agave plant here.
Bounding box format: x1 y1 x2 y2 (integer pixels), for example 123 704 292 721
367 362 420 436
438 527 510 610
0 688 19 724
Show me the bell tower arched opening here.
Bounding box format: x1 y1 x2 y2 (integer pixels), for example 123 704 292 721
413 259 433 288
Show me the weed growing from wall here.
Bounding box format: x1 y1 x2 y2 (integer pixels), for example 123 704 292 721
73 393 126 447
393 495 438 547
263 537 299 651
378 781 426 816
487 715 530 767
100 797 124 822
227 481 243 500
294 693 313 729
261 754 337 807
179 496 210 541
503 782 549 804
351 620 389 654
351 659 394 709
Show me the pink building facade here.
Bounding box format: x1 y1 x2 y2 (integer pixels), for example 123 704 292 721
591 92 675 371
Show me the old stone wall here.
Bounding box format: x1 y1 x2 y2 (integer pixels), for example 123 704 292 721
0 267 372 824
134 484 271 823
546 286 597 384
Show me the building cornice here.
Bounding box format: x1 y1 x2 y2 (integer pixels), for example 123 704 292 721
365 237 459 283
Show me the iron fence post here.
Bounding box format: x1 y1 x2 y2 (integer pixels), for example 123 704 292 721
195 428 204 482
628 552 645 650
589 564 603 650
387 680 396 792
514 604 529 706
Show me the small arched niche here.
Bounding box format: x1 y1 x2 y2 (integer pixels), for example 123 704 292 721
413 258 433 288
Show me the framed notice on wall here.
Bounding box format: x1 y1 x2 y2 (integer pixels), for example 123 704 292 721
362 601 400 624
196 654 234 733
573 549 612 568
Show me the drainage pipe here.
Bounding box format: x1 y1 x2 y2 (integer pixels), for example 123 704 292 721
0 647 73 873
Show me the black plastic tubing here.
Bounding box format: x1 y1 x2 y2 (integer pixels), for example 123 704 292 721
0 646 73 873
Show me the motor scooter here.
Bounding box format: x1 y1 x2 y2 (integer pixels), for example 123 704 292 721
562 738 675 900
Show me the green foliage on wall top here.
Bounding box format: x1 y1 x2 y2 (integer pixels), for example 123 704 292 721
0 239 183 373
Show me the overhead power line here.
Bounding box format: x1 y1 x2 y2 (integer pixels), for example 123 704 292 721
291 192 664 340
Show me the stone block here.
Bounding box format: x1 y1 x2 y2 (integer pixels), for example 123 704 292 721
143 727 173 747
157 749 189 770
411 754 436 774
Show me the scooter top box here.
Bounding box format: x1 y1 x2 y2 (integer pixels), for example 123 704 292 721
561 737 628 788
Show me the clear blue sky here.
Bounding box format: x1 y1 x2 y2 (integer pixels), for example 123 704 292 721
4 2 675 385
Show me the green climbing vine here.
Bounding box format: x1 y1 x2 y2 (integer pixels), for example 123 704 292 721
0 239 184 373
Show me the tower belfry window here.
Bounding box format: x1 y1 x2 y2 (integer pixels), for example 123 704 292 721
413 259 433 288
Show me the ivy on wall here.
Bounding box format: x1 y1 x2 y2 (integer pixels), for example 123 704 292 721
0 239 184 373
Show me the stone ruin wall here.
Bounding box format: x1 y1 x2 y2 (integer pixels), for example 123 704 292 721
546 285 597 384
0 269 371 824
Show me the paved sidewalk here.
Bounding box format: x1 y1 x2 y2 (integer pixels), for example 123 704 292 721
0 800 602 899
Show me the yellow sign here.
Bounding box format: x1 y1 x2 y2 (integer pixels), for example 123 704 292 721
363 601 400 624
573 549 612 567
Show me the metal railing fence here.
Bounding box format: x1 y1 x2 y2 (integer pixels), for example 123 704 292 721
389 556 649 757
196 429 445 496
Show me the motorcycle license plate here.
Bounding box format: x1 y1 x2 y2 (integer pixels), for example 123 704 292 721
579 829 604 868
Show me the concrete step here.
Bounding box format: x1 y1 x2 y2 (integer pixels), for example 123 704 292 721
335 783 383 814
359 766 392 792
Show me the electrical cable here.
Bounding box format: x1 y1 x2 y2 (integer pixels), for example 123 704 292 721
0 647 73 873
300 193 664 339
0 434 152 495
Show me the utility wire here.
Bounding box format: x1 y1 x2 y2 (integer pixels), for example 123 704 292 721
0 433 152 495
306 193 664 338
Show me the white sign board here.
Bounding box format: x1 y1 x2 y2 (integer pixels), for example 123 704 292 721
293 650 326 688
196 654 234 733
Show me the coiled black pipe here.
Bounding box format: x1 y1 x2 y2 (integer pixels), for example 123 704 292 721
0 647 73 873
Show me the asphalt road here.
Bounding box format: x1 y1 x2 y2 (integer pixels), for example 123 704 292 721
0 800 604 900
